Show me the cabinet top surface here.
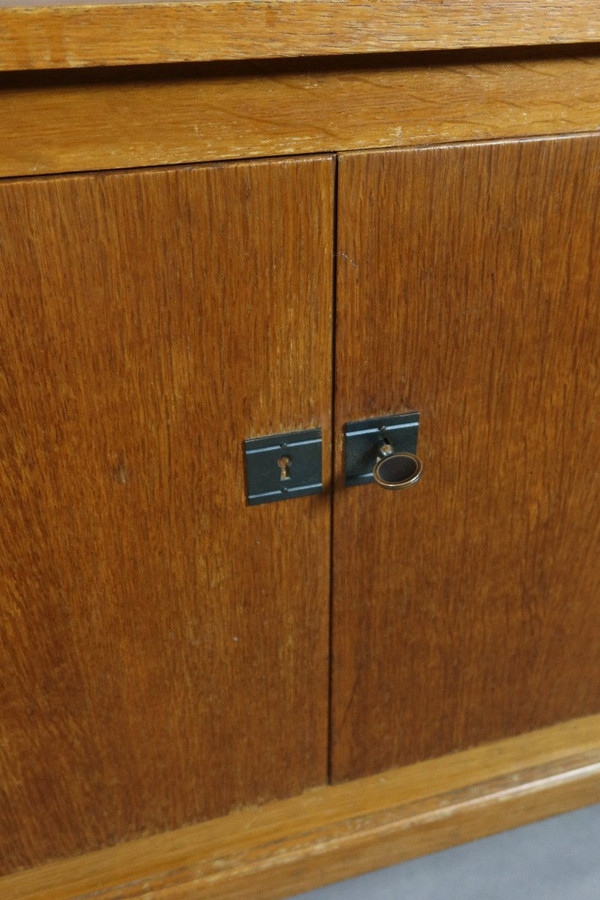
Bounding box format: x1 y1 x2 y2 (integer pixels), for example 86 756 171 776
1 0 599 73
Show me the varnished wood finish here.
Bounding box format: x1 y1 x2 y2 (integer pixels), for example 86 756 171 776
1 0 600 72
2 715 600 899
332 134 600 781
0 156 334 873
2 50 600 178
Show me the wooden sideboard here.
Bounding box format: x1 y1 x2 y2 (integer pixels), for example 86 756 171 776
1 3 600 898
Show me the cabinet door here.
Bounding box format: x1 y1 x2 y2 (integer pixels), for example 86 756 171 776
0 157 334 872
332 136 600 781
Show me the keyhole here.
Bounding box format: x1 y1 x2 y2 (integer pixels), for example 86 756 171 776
277 455 292 481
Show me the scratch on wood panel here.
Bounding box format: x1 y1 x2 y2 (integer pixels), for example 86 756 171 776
339 251 359 269
113 460 129 484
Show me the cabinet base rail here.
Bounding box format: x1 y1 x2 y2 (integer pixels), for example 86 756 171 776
3 715 600 900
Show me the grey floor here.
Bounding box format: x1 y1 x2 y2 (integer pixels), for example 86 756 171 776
292 804 600 900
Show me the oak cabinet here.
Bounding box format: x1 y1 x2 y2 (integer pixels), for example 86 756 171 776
1 124 600 888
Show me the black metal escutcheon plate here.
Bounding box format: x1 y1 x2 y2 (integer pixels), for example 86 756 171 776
244 428 322 505
344 412 419 487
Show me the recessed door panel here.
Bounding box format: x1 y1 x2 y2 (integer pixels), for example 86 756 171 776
332 136 600 781
0 156 334 870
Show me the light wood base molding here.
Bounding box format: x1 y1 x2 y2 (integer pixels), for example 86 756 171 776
3 715 600 900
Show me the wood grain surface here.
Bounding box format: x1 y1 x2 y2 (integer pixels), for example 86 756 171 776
2 49 600 178
332 134 600 781
1 0 600 72
2 715 600 899
0 156 334 872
